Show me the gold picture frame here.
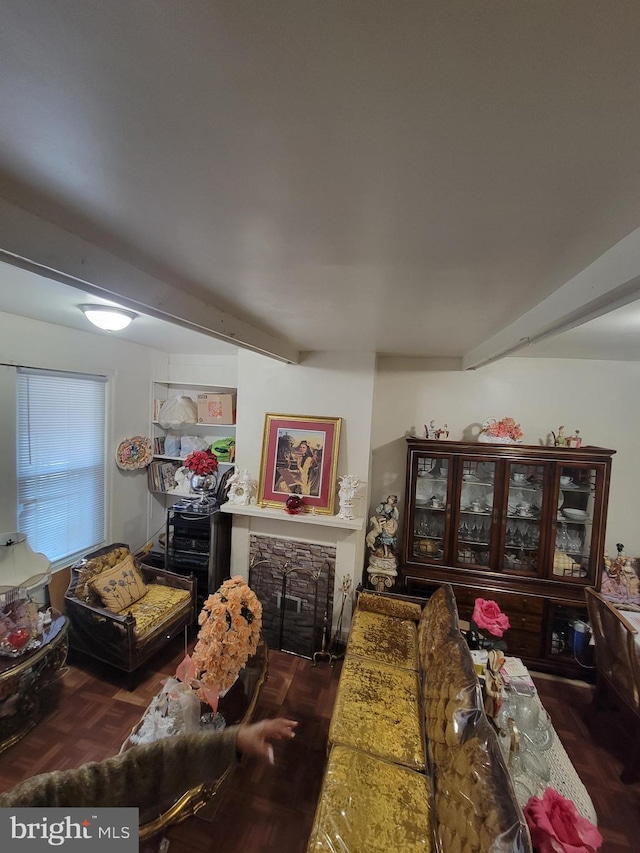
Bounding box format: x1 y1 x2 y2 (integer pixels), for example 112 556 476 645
257 414 342 514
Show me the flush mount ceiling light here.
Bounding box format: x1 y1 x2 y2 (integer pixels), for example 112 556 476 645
79 304 138 332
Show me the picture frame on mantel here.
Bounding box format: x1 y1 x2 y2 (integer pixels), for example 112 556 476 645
257 414 342 514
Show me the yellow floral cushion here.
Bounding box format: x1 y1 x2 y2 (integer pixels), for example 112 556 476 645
75 546 131 603
307 744 432 853
89 554 147 613
123 584 191 638
357 591 422 622
329 656 425 771
347 609 418 670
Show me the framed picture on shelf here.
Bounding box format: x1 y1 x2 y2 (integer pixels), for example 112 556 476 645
257 414 342 514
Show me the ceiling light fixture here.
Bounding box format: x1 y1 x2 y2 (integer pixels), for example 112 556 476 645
80 304 138 332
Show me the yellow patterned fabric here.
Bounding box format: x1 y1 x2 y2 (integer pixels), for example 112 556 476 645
122 584 191 638
357 591 422 622
347 609 419 671
89 554 148 613
307 744 432 853
330 656 425 771
75 547 131 604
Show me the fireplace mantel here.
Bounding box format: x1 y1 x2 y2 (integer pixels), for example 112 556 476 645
220 503 364 531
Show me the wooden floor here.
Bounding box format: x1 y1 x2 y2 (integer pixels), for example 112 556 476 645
0 637 638 853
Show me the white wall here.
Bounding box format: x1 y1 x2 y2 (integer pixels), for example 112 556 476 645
372 356 640 556
0 310 168 562
230 349 377 628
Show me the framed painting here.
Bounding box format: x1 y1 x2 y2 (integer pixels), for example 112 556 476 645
257 414 342 514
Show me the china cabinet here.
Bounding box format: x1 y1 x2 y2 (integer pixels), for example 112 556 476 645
400 438 615 677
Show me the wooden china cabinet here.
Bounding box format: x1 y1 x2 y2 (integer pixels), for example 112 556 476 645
400 438 616 677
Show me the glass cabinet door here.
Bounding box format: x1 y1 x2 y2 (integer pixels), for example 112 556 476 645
412 455 450 563
502 461 547 576
553 465 597 583
454 458 497 569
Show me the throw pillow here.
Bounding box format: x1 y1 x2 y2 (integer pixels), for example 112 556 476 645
89 554 147 613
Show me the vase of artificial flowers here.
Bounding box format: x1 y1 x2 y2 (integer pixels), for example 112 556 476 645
478 417 524 445
179 576 262 710
183 448 219 507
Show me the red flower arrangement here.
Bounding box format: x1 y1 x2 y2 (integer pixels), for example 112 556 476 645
524 787 602 853
183 448 219 476
466 598 511 653
473 598 511 638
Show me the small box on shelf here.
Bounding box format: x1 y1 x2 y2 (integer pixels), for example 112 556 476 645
197 393 236 424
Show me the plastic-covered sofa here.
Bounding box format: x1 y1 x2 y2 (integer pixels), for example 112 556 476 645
64 543 196 676
307 585 531 853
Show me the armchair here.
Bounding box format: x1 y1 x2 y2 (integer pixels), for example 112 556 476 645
64 543 196 676
585 586 640 782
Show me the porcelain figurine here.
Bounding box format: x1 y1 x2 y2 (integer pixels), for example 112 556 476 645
337 474 360 520
226 467 257 506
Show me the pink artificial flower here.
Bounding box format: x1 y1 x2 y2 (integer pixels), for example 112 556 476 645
524 788 603 853
472 598 511 637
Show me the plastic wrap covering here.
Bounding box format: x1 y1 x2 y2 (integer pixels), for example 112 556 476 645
347 607 419 671
434 717 531 853
422 632 484 766
418 585 460 668
307 744 432 853
357 590 423 622
329 655 425 771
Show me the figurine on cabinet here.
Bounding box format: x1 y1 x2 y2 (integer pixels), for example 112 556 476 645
425 421 449 440
551 426 583 448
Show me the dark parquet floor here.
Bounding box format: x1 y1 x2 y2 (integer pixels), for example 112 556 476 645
0 636 638 852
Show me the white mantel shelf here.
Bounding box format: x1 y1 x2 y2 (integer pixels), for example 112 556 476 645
220 503 364 531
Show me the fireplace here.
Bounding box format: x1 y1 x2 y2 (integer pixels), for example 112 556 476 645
249 534 335 659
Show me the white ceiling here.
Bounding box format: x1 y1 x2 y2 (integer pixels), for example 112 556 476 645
0 262 237 355
1 2 640 361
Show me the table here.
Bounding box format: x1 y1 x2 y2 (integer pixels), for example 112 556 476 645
124 642 268 840
0 611 69 754
497 659 597 825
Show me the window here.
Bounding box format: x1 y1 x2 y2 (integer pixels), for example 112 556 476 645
17 367 107 564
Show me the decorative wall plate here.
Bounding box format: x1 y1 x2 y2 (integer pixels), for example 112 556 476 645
116 436 153 470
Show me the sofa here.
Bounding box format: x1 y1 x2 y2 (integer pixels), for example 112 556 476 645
307 585 531 853
64 543 196 676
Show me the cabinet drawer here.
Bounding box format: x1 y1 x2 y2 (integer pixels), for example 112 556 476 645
506 612 543 634
503 629 542 659
452 586 544 616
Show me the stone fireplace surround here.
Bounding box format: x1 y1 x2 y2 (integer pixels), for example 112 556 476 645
221 504 365 642
249 534 335 658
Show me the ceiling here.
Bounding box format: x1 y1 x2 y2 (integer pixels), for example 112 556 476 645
1 2 640 362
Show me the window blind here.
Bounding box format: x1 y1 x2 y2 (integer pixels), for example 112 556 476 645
17 367 107 564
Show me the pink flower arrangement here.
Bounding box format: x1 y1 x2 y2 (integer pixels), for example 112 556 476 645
524 787 602 853
183 448 219 476
177 577 262 713
481 417 523 442
472 598 511 638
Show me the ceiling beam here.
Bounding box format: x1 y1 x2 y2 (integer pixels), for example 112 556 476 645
463 227 640 370
0 196 299 364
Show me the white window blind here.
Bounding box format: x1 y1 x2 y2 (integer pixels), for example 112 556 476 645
17 367 107 564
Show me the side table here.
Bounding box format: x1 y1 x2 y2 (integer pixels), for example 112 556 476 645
0 611 69 754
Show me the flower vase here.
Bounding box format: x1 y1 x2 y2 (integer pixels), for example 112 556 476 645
190 472 218 507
